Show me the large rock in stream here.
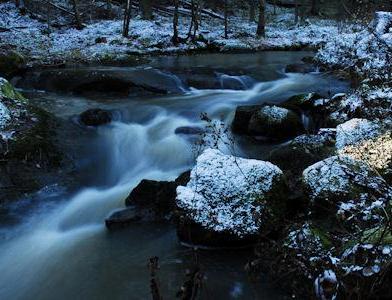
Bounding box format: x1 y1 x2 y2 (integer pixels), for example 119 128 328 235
19 67 187 96
105 171 190 230
175 148 288 247
232 104 304 140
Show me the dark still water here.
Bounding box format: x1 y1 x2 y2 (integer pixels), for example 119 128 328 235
0 52 349 300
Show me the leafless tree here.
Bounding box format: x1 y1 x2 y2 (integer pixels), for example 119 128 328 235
123 0 132 37
224 0 228 38
256 0 265 37
172 0 180 44
70 0 83 30
140 0 153 20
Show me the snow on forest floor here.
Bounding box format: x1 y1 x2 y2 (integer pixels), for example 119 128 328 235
0 2 338 63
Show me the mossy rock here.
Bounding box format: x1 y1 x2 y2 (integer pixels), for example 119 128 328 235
0 79 26 102
7 105 62 167
248 105 304 140
282 92 323 111
0 50 26 79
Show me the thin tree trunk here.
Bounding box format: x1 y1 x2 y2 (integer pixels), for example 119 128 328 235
172 0 179 44
294 0 299 23
249 0 256 22
310 0 318 15
224 0 228 38
256 0 265 37
71 0 83 30
273 0 277 15
123 0 132 37
140 0 153 20
16 0 26 14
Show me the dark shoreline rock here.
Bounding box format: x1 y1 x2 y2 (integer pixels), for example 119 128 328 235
79 109 112 127
232 104 304 140
0 78 65 204
105 171 191 230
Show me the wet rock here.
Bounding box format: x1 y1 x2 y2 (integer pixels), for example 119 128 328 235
105 207 142 230
175 126 204 135
79 109 111 126
29 68 186 95
176 149 287 247
105 171 191 229
125 179 178 219
0 78 64 204
248 105 304 140
285 63 317 73
0 49 26 79
282 92 324 111
231 105 260 134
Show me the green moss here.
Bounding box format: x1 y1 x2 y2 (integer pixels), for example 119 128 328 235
362 226 392 245
1 81 26 102
9 106 62 167
310 226 333 249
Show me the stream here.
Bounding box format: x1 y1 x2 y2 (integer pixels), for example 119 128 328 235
0 52 349 300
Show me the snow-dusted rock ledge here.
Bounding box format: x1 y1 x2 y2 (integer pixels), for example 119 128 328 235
336 118 381 150
302 156 390 209
176 149 285 245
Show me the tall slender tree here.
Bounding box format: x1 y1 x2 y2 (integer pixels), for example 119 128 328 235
249 0 256 22
140 0 153 20
310 0 319 16
256 0 265 37
224 0 228 38
172 0 179 44
71 0 83 30
123 0 132 37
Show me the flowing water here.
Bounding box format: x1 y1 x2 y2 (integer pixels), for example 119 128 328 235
0 52 349 300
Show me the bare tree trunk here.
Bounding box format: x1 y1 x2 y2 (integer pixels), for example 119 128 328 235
123 0 132 37
15 0 26 14
172 0 179 44
294 0 299 23
249 0 256 22
256 0 265 37
71 0 83 30
224 0 228 38
310 0 318 15
273 0 277 15
140 0 153 20
187 0 199 41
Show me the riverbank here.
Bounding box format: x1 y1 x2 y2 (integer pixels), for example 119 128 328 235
0 2 338 66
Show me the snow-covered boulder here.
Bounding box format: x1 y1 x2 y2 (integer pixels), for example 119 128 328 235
248 105 304 139
176 148 286 246
302 156 390 212
232 104 304 139
335 118 381 150
339 131 392 183
269 129 336 181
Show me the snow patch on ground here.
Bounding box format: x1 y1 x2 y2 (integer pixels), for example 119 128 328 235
176 148 283 236
0 2 340 63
